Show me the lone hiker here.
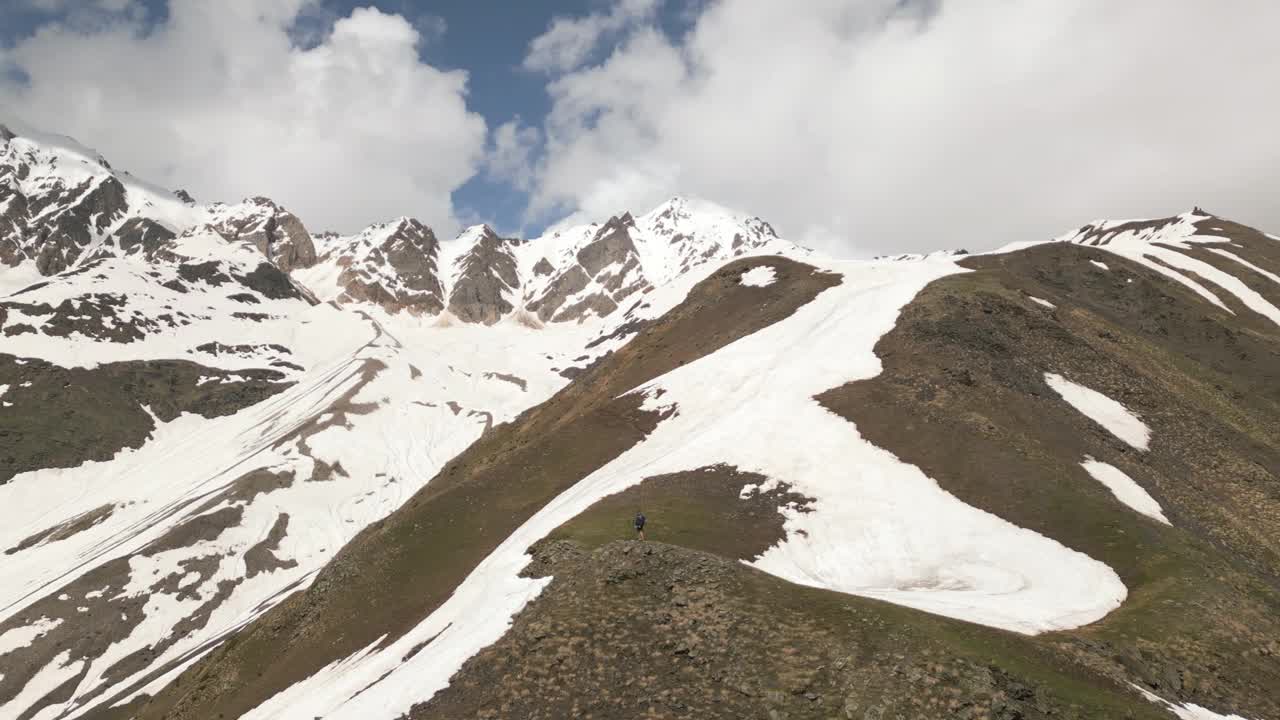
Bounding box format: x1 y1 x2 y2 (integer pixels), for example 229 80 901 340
634 511 646 541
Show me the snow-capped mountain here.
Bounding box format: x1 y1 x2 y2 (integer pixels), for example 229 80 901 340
2 121 1280 720
298 197 799 326
0 120 318 292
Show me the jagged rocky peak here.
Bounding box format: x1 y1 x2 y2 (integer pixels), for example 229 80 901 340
206 196 317 272
524 212 649 324
578 213 640 276
315 216 446 316
447 224 521 325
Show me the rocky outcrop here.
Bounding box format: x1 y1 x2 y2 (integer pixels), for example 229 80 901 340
447 226 520 324
528 214 652 323
207 197 317 272
110 217 177 260
576 213 637 276
33 175 129 275
330 218 445 315
527 265 591 322
0 183 30 267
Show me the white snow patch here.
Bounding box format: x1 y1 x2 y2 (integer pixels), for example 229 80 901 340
1089 260 1109 270
1206 248 1280 286
1080 458 1169 525
739 265 777 287
0 616 63 654
1028 296 1056 309
1131 683 1258 720
1045 373 1150 451
0 651 85 720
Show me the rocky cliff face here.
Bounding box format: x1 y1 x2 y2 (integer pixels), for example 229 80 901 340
446 225 520 324
309 217 446 315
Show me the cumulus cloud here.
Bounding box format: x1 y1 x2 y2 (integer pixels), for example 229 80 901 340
516 0 1280 255
0 0 486 235
486 119 541 191
524 0 660 73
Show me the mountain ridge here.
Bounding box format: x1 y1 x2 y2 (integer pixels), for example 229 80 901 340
1 121 1278 720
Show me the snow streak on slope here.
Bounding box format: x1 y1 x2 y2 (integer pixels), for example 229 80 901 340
1059 212 1280 325
240 256 1128 720
1081 458 1170 525
1132 684 1259 720
1045 373 1151 451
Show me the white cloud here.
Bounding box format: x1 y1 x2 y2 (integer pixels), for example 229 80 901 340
486 119 540 191
0 0 486 236
524 0 661 73
517 0 1280 256
23 0 130 10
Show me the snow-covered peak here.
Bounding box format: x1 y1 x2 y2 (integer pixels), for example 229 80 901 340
1054 209 1214 247
876 248 971 262
452 223 499 246
0 122 325 279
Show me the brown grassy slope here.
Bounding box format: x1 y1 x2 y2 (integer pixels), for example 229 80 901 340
414 541 1173 720
127 257 839 720
415 228 1280 719
417 477 1171 720
0 353 289 484
818 237 1280 718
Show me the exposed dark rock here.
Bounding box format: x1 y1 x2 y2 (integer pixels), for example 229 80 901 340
235 262 303 301
528 265 591 322
334 218 445 315
33 175 128 275
113 217 176 259
0 353 290 484
447 226 520 324
577 215 639 277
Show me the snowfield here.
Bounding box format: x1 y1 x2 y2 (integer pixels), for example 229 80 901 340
0 288 592 719
236 255 1131 719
